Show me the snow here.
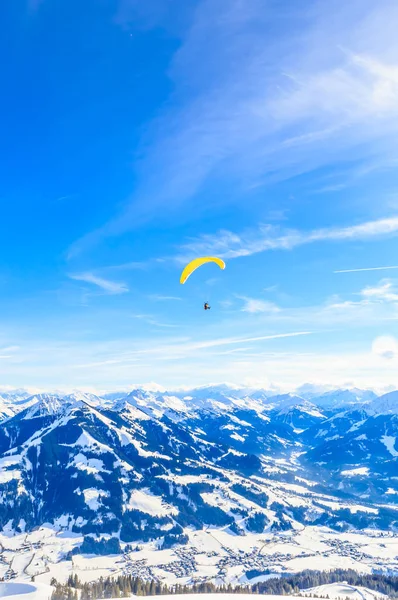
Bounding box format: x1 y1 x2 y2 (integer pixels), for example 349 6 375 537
69 429 115 455
381 435 398 457
347 420 367 433
348 505 378 515
229 415 252 427
1 524 397 589
2 384 398 591
127 488 178 516
76 487 109 510
367 391 398 415
0 582 53 599
70 453 109 478
317 499 377 514
230 432 245 442
0 449 17 469
0 469 21 483
199 489 263 515
129 438 172 461
341 467 370 477
111 595 340 600
302 583 387 600
23 395 63 419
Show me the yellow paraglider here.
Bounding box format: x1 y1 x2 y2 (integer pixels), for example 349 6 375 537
180 257 226 284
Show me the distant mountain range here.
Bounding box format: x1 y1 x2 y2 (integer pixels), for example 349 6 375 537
0 384 397 584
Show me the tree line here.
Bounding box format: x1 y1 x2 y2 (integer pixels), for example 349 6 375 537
252 569 398 598
50 568 398 600
50 574 252 599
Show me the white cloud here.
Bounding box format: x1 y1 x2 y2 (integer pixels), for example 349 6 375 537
372 335 398 360
69 273 129 295
0 346 20 353
360 279 398 302
292 278 398 326
0 302 397 390
177 215 398 261
238 296 281 314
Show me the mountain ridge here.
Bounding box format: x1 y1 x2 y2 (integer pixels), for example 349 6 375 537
0 383 397 586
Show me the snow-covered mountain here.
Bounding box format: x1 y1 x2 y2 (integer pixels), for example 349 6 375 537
0 390 38 417
0 385 397 532
0 384 385 419
310 388 377 410
0 399 14 421
366 390 398 415
0 384 397 587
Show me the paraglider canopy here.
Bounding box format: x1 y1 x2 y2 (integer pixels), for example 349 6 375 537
180 257 225 284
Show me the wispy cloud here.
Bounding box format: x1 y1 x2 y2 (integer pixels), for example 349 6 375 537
2 275 398 389
105 261 148 271
335 265 398 273
238 296 281 314
179 331 313 351
147 320 178 328
360 280 398 303
68 0 398 257
177 215 398 261
53 194 78 204
149 294 182 301
309 278 398 325
131 312 178 328
69 273 129 295
0 346 20 353
4 331 396 391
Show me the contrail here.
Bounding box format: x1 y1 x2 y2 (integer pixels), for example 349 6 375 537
334 266 398 273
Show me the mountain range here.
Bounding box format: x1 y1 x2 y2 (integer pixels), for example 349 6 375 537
0 384 397 585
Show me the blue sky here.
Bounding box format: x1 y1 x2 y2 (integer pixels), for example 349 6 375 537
1 0 398 392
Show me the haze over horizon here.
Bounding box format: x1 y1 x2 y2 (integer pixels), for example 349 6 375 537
1 0 398 390
0 380 396 399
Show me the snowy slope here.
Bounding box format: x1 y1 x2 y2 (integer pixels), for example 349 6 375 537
0 582 53 599
310 389 377 410
301 583 387 600
0 400 14 421
366 391 398 416
2 592 372 600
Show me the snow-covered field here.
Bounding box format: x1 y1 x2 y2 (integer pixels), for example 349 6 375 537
0 525 397 589
301 583 387 600
0 581 53 599
0 588 389 600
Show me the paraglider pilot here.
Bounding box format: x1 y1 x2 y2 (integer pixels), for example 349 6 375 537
204 302 211 310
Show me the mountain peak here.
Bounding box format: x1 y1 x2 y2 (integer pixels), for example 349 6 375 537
366 390 398 415
22 394 65 418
